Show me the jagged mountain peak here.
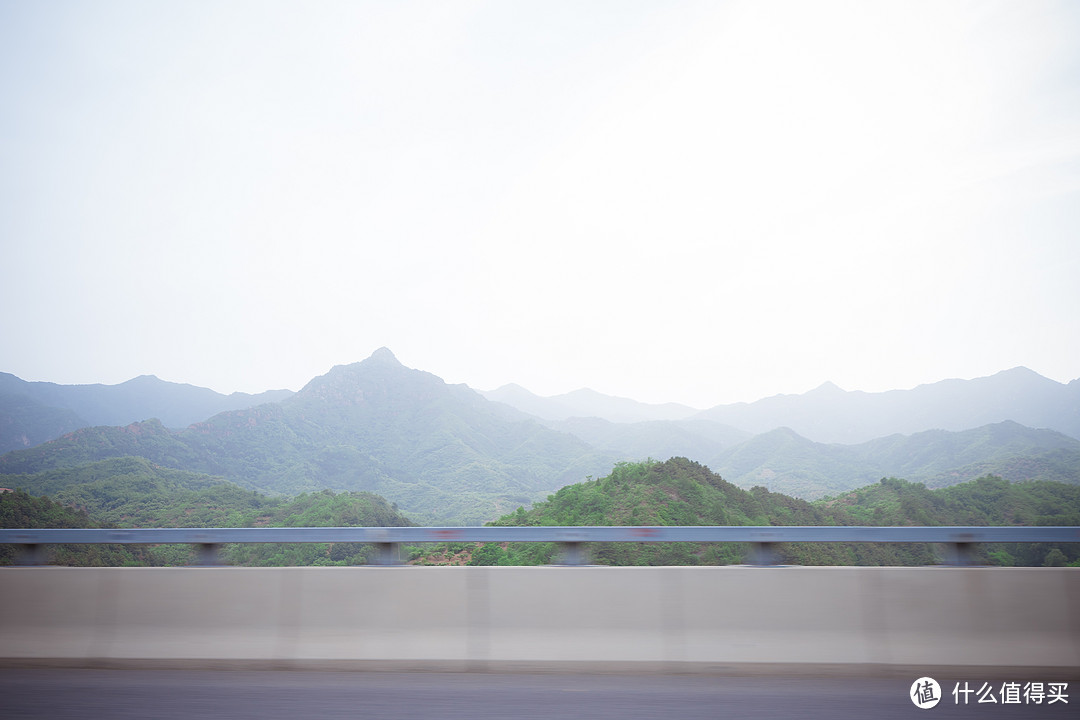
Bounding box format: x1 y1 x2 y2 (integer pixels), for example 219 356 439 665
306 349 407 382
311 348 404 379
365 347 401 365
292 349 457 410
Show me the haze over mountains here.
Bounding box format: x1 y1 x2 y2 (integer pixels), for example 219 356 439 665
1 349 1077 522
0 371 292 453
480 384 699 423
1 349 607 524
706 422 1080 499
485 367 1080 443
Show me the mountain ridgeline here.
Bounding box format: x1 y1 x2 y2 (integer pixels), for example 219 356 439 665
421 458 1080 568
0 371 292 453
0 350 1077 525
705 421 1080 499
484 368 1080 443
691 368 1080 444
0 350 613 524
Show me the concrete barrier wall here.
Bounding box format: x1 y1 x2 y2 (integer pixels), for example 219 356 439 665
1 566 1078 672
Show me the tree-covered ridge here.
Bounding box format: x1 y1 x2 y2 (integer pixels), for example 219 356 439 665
823 475 1080 567
3 456 272 527
825 474 1080 527
6 456 1078 567
466 457 861 566
415 458 1080 567
0 489 152 566
416 458 910 566
496 458 832 527
2 456 415 566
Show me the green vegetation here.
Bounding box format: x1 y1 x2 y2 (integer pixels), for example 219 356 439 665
428 458 930 566
4 455 1078 568
825 474 1080 566
1 456 414 566
415 458 1080 567
0 489 152 566
2 456 272 527
5 352 1078 527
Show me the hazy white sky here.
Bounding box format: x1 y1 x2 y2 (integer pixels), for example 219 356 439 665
2 0 1079 407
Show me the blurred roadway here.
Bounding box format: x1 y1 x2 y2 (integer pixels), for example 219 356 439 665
1 669 1073 719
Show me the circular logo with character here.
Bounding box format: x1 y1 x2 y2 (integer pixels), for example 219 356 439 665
911 677 942 709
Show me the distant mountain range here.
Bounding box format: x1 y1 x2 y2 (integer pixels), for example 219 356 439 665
0 371 292 453
694 368 1080 443
487 367 1080 443
706 421 1080 499
480 384 699 423
1 351 1077 522
538 416 752 469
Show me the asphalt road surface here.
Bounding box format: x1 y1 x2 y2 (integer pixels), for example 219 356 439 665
1 669 1073 719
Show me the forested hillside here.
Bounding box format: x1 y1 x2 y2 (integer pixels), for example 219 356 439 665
1 456 414 566
6 456 1077 567
415 458 1080 568
0 490 151 566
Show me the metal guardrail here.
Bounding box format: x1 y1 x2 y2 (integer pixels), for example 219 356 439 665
2 525 1078 566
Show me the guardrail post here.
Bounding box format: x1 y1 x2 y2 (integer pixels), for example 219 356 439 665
15 543 45 566
374 542 401 566
945 542 975 566
558 542 586 566
751 542 777 566
196 543 222 566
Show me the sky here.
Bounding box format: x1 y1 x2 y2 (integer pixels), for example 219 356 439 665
2 0 1079 408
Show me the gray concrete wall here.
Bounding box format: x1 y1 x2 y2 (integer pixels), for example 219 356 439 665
1 566 1078 673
